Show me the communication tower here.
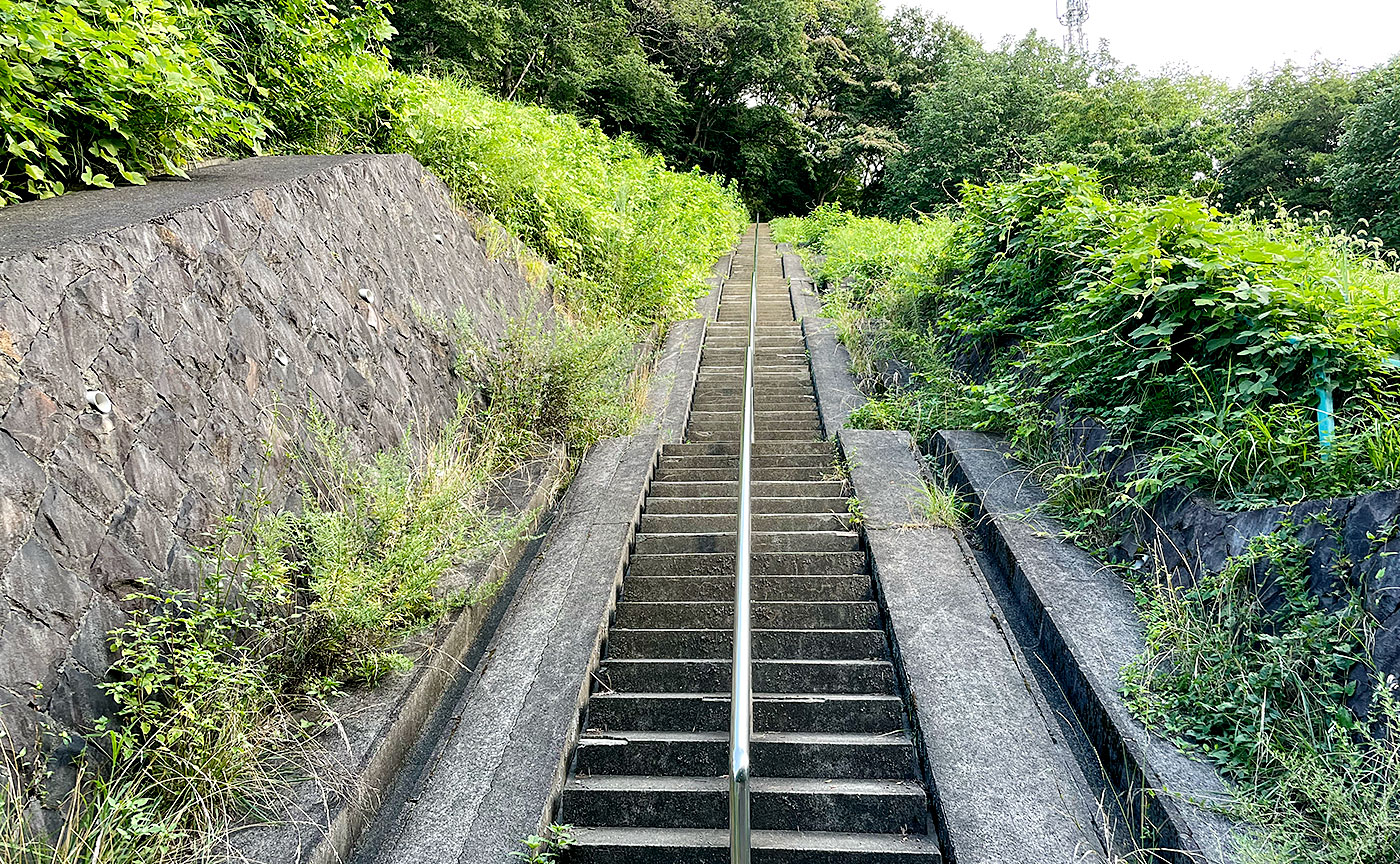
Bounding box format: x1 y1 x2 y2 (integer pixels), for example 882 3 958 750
1058 0 1090 54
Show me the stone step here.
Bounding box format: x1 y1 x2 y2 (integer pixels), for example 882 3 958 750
688 399 816 411
687 410 820 423
661 441 834 457
567 827 941 864
639 511 850 534
594 658 898 695
702 341 805 350
688 430 825 443
633 531 861 555
658 453 827 470
652 466 835 483
611 600 880 630
687 419 822 433
605 627 888 661
648 480 845 499
697 369 809 378
687 424 824 438
562 775 929 834
642 496 849 516
622 574 872 603
706 325 800 334
574 730 918 779
586 691 907 734
627 550 865 577
689 394 815 406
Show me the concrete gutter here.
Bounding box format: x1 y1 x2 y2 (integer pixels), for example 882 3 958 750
229 450 569 864
839 429 1106 864
356 433 659 864
349 257 713 864
934 431 1242 864
314 455 566 864
642 317 706 444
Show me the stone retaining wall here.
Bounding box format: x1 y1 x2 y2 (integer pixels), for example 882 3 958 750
0 155 551 757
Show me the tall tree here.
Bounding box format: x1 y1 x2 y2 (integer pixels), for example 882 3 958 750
1328 59 1400 251
880 33 1086 216
1218 61 1360 215
1053 68 1234 201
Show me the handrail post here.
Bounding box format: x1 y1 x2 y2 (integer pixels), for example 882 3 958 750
729 223 759 864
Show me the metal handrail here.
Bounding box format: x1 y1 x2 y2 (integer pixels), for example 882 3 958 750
729 223 759 863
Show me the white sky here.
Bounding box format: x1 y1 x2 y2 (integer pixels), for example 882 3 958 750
894 0 1400 82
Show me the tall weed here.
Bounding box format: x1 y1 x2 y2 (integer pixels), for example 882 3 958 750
1124 528 1399 863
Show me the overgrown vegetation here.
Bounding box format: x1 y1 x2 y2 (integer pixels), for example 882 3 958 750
775 168 1400 513
0 305 650 861
12 0 1398 242
391 76 745 321
776 166 1400 864
0 0 745 322
1124 526 1400 863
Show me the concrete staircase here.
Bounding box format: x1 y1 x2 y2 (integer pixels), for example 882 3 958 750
563 226 942 862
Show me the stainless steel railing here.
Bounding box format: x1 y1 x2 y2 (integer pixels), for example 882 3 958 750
728 224 759 863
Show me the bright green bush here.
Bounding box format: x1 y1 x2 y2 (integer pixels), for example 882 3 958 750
784 165 1400 508
207 0 399 153
0 0 265 201
0 5 744 328
1329 61 1400 252
389 75 745 322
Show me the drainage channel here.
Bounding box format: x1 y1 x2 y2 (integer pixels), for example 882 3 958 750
561 224 942 862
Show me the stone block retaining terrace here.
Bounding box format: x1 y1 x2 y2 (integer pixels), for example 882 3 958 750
0 164 1244 864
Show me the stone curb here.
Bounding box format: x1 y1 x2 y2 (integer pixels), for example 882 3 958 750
933 430 1241 864
789 240 1239 863
642 318 707 444
836 430 1105 864
349 251 721 864
311 452 568 864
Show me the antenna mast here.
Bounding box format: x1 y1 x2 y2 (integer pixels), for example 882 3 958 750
1058 0 1089 54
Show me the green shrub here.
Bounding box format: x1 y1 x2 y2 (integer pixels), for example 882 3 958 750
0 0 266 202
389 75 745 322
781 167 1400 508
207 0 399 153
457 313 645 452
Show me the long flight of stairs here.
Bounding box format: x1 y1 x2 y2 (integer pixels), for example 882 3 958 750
562 226 942 862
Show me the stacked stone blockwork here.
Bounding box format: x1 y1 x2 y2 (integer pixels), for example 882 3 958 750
0 155 551 759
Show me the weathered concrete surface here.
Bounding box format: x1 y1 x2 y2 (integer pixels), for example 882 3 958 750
789 249 862 436
0 154 552 761
642 318 705 443
696 253 731 320
354 432 659 864
802 319 864 437
840 429 1104 864
935 430 1241 864
777 243 820 320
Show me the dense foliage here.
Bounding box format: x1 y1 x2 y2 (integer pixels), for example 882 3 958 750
775 166 1400 509
0 0 744 322
778 166 1400 864
381 0 1394 246
390 76 744 320
7 0 1400 246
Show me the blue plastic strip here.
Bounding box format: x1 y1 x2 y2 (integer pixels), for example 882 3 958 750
1317 385 1335 459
